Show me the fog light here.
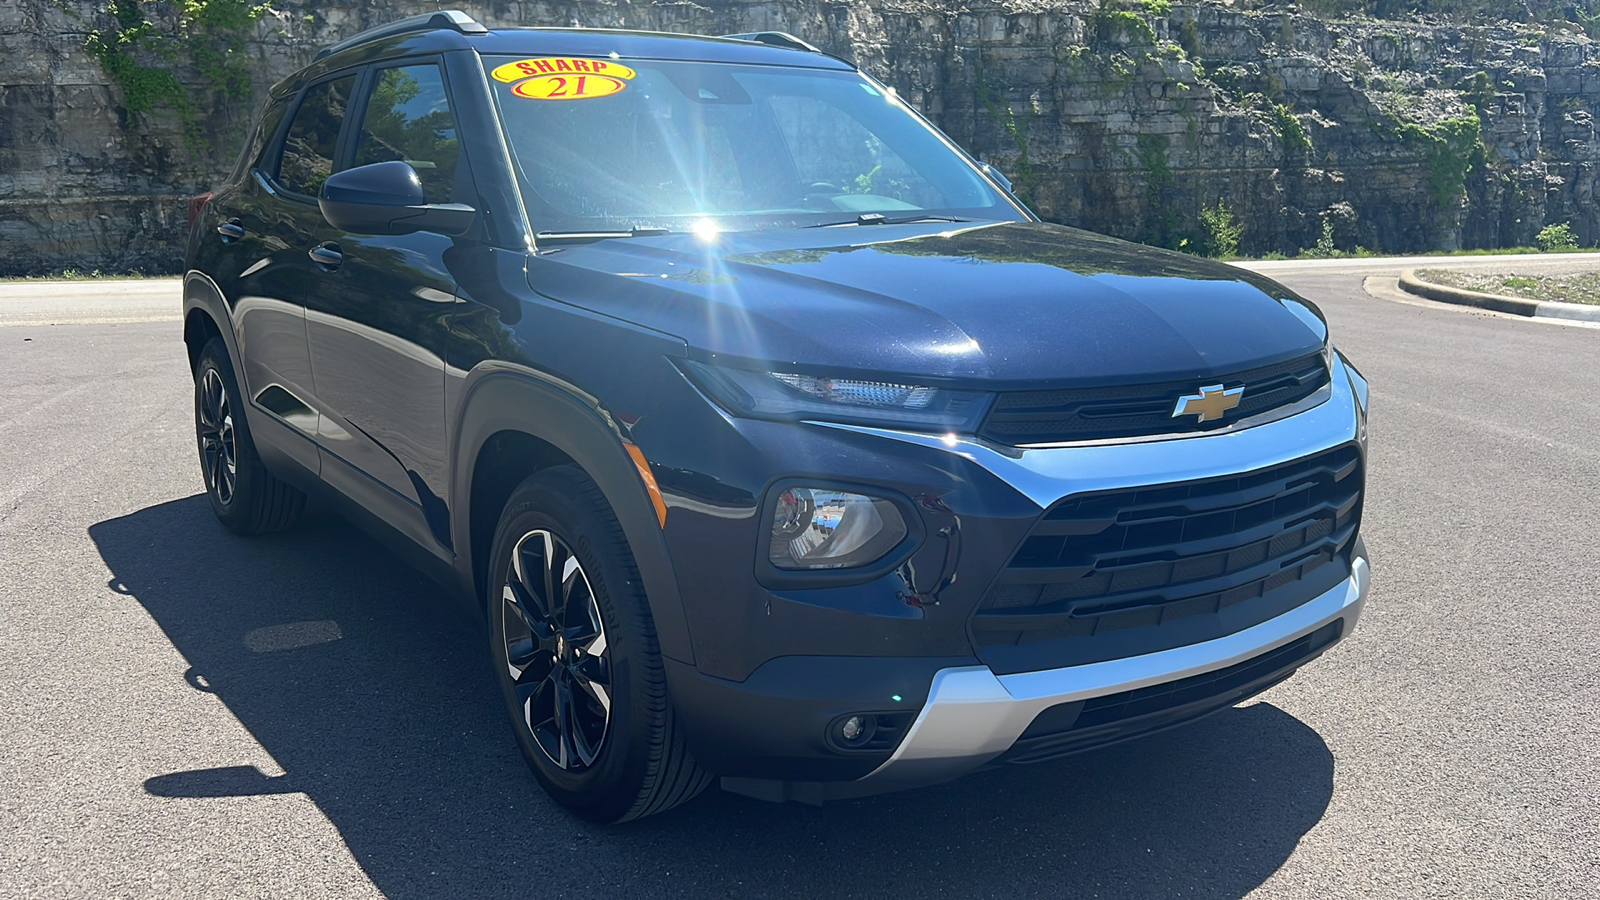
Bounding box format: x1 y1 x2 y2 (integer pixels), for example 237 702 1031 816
831 713 877 749
769 487 907 570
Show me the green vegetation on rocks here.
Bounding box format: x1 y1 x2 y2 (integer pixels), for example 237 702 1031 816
1270 104 1312 163
1095 0 1158 45
974 56 1039 208
1389 115 1484 206
79 0 270 149
1295 0 1600 33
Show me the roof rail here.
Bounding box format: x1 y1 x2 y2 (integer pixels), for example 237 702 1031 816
721 32 824 54
314 10 488 62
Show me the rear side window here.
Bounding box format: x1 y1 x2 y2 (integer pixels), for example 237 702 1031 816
277 74 356 197
233 96 289 182
353 63 462 204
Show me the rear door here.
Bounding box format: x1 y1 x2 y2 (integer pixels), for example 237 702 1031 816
301 58 466 550
204 72 357 470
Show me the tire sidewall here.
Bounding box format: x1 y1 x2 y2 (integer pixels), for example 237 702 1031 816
487 473 655 821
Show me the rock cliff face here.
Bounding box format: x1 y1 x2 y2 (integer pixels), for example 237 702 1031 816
4 0 1600 274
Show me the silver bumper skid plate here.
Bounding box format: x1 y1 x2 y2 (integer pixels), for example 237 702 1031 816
861 555 1370 786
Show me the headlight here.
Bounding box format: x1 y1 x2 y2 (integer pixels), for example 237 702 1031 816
768 486 908 570
680 359 991 431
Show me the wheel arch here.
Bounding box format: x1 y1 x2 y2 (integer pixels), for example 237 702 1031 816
184 307 222 372
452 368 695 665
182 271 238 374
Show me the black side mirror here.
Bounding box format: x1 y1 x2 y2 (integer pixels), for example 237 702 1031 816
318 161 475 236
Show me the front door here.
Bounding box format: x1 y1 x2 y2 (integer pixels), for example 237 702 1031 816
302 59 465 550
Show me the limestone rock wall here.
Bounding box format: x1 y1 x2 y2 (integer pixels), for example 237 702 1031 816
5 0 1600 273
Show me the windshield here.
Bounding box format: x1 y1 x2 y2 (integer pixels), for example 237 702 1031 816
483 55 1024 234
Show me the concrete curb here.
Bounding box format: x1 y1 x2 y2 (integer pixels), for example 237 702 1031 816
1398 269 1600 323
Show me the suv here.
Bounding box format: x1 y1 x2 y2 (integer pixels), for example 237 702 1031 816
184 12 1371 823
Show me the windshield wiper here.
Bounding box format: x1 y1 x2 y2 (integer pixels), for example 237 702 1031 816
535 226 673 245
805 214 972 228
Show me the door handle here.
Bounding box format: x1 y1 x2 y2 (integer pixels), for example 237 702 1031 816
308 242 343 269
215 220 245 242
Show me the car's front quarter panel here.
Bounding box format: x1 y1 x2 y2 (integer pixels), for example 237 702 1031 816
444 246 700 661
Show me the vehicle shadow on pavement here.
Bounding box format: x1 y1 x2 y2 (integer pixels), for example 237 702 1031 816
92 495 1335 900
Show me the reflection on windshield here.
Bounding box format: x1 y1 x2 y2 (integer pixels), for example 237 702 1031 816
485 56 1021 233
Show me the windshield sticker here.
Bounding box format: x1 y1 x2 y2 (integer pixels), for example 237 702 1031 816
491 57 636 100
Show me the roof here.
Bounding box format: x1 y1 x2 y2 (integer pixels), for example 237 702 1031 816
312 18 856 72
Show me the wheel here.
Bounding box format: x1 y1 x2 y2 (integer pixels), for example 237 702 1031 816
488 465 712 822
193 337 305 534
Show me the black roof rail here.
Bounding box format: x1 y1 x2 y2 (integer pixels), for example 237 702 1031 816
721 31 824 54
314 10 488 62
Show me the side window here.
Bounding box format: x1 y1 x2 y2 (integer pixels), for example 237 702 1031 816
231 97 289 182
276 74 356 198
353 63 462 204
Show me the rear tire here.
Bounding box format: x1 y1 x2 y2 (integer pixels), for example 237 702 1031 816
488 465 712 822
193 337 304 534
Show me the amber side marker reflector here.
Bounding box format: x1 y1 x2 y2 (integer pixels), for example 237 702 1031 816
624 442 668 527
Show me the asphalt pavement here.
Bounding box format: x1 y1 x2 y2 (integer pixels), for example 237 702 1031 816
1 265 1597 898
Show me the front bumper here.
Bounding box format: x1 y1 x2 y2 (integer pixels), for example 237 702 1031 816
663 355 1372 800
856 551 1368 791
715 552 1367 803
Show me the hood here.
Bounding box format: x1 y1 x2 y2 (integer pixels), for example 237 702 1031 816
525 221 1328 387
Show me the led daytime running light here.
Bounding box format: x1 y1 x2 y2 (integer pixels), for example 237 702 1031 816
770 373 936 409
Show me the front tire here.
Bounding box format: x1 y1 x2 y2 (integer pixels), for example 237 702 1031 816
193 337 304 534
488 466 711 822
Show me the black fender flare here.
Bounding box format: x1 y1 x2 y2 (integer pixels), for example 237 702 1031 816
449 366 696 665
182 271 242 382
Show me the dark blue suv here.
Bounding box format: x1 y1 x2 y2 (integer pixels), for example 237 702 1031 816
184 12 1372 822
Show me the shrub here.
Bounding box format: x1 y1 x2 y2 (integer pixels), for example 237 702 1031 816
1536 222 1578 252
1198 202 1244 258
1303 220 1339 258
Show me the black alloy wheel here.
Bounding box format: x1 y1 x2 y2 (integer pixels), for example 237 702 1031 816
488 466 711 822
197 367 238 506
192 337 305 534
501 528 613 770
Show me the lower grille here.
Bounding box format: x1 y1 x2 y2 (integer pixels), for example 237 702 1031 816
999 619 1343 765
973 444 1363 675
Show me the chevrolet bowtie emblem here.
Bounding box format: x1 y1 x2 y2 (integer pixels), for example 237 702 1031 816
1173 384 1244 423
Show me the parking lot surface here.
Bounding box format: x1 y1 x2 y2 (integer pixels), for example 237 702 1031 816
1 270 1597 898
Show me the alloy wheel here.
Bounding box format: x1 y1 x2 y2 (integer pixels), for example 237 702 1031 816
197 367 237 505
501 529 612 770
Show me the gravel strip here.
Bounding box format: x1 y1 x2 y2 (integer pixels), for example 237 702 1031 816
1417 268 1600 306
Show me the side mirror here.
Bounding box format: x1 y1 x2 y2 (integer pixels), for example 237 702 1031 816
981 162 1014 194
319 161 475 236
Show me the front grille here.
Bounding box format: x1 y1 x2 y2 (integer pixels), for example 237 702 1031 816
980 353 1329 446
972 444 1362 675
998 619 1343 765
